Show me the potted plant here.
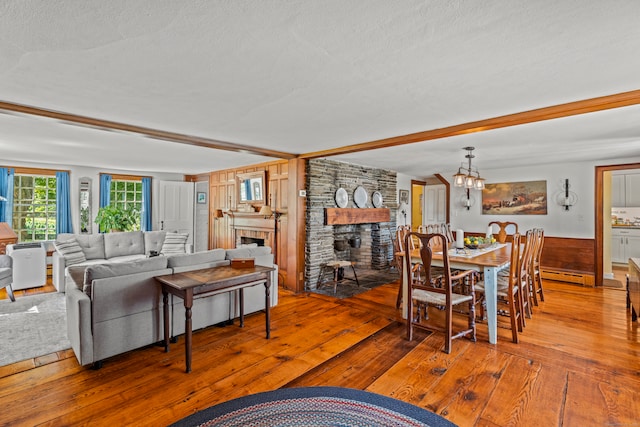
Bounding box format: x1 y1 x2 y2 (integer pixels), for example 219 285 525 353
94 205 139 232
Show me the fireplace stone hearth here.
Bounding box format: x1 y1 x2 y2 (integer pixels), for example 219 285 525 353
305 159 397 291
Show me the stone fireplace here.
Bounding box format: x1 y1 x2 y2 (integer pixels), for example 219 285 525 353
332 224 393 269
305 159 397 290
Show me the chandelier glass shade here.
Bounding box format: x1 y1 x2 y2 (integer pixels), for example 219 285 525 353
453 146 485 190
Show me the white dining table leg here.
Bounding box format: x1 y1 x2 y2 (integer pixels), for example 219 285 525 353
483 266 498 344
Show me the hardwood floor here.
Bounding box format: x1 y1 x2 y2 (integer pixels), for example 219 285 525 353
1 276 639 426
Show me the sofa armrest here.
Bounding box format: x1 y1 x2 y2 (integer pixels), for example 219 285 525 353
52 251 67 293
0 254 11 269
65 280 94 366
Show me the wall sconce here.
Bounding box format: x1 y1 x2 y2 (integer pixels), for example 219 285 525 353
556 178 578 210
398 202 408 225
214 209 224 220
460 189 475 210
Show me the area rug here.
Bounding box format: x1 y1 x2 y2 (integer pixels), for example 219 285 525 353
0 292 71 367
171 386 455 427
311 268 400 299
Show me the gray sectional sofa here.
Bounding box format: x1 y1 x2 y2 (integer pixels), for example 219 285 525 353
52 231 184 292
64 244 278 367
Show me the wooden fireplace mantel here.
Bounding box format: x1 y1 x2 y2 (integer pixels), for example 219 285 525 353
324 208 391 225
228 211 276 232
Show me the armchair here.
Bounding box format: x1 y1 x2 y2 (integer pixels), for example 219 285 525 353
0 255 15 302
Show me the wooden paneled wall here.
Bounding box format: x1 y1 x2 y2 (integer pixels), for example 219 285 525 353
540 236 595 274
209 160 291 286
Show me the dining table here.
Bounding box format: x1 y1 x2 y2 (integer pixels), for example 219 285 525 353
401 243 512 344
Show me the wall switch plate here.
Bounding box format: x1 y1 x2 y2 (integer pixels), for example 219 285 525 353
299 190 307 197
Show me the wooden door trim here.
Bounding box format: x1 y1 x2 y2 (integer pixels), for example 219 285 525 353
434 173 450 224
595 162 640 286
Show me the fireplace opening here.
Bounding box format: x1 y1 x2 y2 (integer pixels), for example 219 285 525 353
241 236 265 246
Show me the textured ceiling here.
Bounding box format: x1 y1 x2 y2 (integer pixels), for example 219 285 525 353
1 0 640 176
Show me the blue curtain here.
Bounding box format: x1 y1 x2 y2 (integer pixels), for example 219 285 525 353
141 177 152 231
0 168 8 222
0 167 13 223
6 168 14 225
99 174 112 208
56 171 73 234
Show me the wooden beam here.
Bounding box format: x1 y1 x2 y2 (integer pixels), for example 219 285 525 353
0 100 297 160
299 89 640 159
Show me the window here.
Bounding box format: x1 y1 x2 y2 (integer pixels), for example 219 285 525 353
110 178 142 230
12 174 57 242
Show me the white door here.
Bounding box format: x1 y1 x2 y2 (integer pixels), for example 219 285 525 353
424 184 446 224
159 181 195 247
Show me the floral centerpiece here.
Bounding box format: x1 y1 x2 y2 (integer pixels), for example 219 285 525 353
464 235 496 249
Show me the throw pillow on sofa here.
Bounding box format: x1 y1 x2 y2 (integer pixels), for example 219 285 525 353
161 232 189 255
54 237 87 266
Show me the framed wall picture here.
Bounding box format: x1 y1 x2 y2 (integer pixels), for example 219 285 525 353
482 180 547 215
399 189 409 205
196 192 207 204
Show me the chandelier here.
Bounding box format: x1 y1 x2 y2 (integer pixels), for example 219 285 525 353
453 146 485 190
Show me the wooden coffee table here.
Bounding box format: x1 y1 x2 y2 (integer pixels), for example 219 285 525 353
155 265 275 373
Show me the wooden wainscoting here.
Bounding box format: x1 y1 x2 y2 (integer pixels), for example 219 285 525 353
540 236 595 287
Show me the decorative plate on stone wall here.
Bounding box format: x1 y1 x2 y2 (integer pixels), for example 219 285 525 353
335 188 348 208
353 186 368 208
372 191 383 208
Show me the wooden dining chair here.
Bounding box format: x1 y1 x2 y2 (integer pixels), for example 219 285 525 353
489 221 519 244
392 230 405 309
418 223 455 245
404 232 477 353
528 228 545 305
517 229 536 324
395 225 420 309
475 233 523 343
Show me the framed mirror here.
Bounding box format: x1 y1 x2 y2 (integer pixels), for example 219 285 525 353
79 177 92 233
237 171 266 204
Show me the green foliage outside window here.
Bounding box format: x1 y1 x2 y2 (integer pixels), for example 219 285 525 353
12 175 57 242
109 180 142 230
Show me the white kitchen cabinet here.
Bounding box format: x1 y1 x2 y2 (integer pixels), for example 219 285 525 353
612 228 640 263
611 173 640 207
625 174 640 207
612 174 626 207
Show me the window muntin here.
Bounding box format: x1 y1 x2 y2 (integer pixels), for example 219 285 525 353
12 174 57 242
110 179 142 230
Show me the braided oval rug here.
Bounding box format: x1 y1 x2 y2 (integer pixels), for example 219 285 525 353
170 386 455 427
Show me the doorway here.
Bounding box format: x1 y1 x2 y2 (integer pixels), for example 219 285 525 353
595 162 640 286
411 181 425 230
410 175 451 230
